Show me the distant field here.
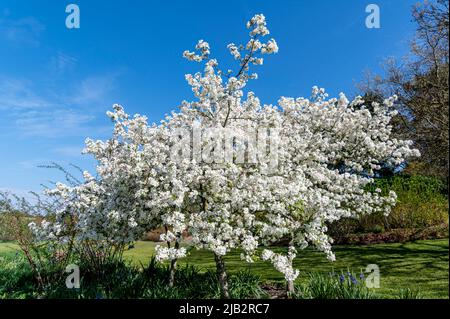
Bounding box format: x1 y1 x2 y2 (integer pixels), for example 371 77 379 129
1 239 448 298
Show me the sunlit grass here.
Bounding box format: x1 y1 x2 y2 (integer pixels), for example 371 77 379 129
122 239 449 298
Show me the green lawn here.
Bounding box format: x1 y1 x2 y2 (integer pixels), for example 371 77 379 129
0 241 20 258
1 239 448 298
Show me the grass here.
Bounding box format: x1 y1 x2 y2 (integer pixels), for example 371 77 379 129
1 239 448 299
0 241 20 258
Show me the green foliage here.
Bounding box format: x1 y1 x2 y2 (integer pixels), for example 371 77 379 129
0 254 266 299
0 255 37 299
330 175 449 240
0 212 35 242
292 271 425 299
293 272 374 299
372 175 447 199
229 270 268 299
208 269 268 299
395 288 423 299
376 175 448 229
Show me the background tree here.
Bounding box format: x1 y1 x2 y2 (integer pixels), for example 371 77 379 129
359 0 449 180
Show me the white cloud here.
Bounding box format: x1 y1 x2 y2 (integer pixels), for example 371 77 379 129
0 77 53 110
14 109 96 138
0 15 45 46
68 72 121 105
50 52 78 75
0 72 121 138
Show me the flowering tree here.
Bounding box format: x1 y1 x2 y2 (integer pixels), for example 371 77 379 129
29 13 419 298
164 14 285 298
166 13 419 296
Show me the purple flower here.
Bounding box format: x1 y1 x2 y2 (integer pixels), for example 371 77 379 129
350 275 358 285
339 274 345 283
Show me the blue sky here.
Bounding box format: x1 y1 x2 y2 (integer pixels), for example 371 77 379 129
0 0 418 197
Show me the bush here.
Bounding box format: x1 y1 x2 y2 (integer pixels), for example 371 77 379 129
329 175 448 243
334 224 449 245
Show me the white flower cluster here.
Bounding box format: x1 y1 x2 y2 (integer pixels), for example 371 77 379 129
261 39 278 54
184 13 278 83
30 14 419 283
247 14 270 36
183 40 210 62
261 247 299 282
155 245 187 262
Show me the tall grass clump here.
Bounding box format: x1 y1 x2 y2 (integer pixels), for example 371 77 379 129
294 271 374 299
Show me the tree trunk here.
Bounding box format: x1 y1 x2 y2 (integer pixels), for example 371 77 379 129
168 240 179 288
168 258 177 288
286 280 294 297
286 240 295 297
214 253 230 299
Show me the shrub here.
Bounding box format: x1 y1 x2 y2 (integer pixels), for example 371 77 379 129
329 175 449 242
